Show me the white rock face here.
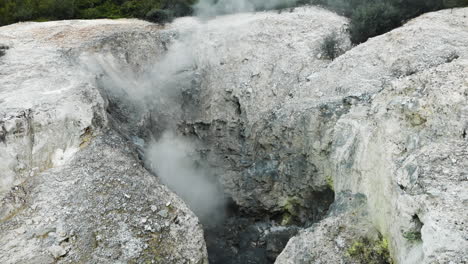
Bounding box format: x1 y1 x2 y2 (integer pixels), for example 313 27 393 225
172 7 350 218
276 8 468 264
0 20 207 264
158 7 467 263
0 19 161 195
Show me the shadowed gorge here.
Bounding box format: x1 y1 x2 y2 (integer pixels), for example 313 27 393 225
86 12 340 262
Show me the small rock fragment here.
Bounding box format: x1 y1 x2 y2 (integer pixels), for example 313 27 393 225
158 209 168 218
48 245 67 258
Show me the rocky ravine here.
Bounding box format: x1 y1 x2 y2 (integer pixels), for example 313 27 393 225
1 6 467 264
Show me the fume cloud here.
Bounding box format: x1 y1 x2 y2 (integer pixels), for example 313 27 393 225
82 35 197 123
83 1 282 225
194 0 302 17
145 132 225 223
81 31 226 222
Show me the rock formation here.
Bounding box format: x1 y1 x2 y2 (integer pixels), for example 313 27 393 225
0 20 207 264
0 5 467 264
276 8 468 264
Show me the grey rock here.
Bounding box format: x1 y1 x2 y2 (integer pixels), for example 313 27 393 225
171 7 349 220
158 209 169 218
48 245 67 258
0 19 207 264
277 8 468 264
277 193 377 264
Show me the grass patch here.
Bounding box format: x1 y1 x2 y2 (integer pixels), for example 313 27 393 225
325 175 334 191
347 235 393 264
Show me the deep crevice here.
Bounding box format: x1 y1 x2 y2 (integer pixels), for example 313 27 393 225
94 54 336 263
205 187 334 264
98 87 336 263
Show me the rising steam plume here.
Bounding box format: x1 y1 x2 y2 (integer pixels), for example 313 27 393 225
194 0 303 17
85 0 300 224
145 132 225 223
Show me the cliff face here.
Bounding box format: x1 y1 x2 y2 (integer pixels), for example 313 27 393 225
0 6 467 264
275 8 468 264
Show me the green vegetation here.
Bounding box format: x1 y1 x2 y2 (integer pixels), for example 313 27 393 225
280 196 301 226
325 175 335 190
347 236 393 264
310 0 468 43
0 0 196 26
320 32 344 60
281 212 294 225
0 44 7 57
0 0 466 44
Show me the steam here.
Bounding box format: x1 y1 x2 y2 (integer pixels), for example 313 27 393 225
194 0 302 17
84 0 299 224
145 132 225 222
82 35 198 128
82 17 227 223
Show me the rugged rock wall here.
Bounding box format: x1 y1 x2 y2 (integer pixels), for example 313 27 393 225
0 6 467 264
0 20 207 264
167 7 467 263
84 6 350 221
276 8 468 264
175 7 350 221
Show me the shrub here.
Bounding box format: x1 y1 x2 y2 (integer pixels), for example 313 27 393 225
443 0 468 8
0 0 466 39
163 0 193 17
325 175 334 190
121 0 164 18
308 0 468 44
78 1 123 19
145 8 173 24
347 236 392 264
349 1 401 44
320 32 343 60
49 0 77 19
0 45 8 57
402 231 422 241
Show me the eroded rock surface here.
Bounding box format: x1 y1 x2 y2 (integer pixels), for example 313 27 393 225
173 6 350 221
276 8 468 264
0 20 207 264
163 8 466 264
